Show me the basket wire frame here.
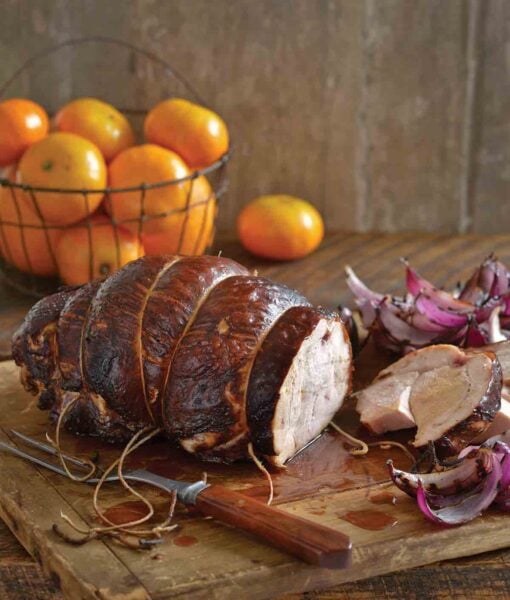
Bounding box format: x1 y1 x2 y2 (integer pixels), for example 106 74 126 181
0 36 230 297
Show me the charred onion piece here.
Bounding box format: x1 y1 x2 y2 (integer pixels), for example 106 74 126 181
416 455 501 526
346 256 510 354
387 447 494 498
388 440 510 526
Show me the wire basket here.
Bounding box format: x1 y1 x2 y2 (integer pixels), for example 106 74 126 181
0 37 230 297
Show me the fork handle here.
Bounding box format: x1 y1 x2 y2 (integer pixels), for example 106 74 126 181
195 485 351 568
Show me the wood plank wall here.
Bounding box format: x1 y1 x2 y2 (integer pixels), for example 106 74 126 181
0 0 508 234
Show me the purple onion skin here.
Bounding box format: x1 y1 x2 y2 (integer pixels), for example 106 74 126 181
416 455 502 526
415 295 469 328
388 450 494 499
390 440 510 526
494 442 510 506
346 257 510 354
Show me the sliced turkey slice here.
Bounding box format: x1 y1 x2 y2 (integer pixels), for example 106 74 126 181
356 345 466 435
410 351 501 451
248 307 352 467
356 345 502 453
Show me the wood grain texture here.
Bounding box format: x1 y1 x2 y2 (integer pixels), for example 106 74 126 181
195 485 352 568
471 0 510 233
357 0 468 233
2 365 510 599
1 0 506 233
2 233 510 598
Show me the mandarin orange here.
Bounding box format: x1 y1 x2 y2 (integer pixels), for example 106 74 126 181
0 167 60 276
0 99 49 167
106 144 191 235
141 175 216 255
55 98 135 163
144 98 229 168
55 214 143 285
237 195 324 261
18 132 106 225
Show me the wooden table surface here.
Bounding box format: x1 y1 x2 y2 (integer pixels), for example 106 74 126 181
1 231 510 599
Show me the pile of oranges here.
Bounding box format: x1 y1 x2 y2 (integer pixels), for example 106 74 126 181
0 96 229 285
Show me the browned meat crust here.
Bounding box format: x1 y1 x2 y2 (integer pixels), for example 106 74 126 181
163 276 309 461
57 281 101 392
141 256 249 424
53 280 134 442
12 287 78 409
83 256 178 427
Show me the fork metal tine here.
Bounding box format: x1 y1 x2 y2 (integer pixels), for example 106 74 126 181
0 438 206 498
9 429 100 472
0 440 81 479
0 440 163 487
0 440 121 484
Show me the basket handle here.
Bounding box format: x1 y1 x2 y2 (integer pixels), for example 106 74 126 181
0 35 206 105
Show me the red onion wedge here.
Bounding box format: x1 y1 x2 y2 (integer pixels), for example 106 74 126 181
388 440 510 525
345 266 384 304
404 260 472 313
415 295 469 328
387 448 494 498
463 318 487 347
460 257 509 303
346 256 510 354
415 458 500 527
493 441 510 510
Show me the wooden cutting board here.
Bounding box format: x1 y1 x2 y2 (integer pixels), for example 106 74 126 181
1 340 510 600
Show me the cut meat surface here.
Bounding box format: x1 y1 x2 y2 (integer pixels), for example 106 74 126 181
356 345 502 453
248 307 352 466
377 344 468 377
356 371 416 435
356 345 465 435
164 276 310 461
477 341 510 384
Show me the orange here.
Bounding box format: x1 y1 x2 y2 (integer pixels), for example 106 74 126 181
106 144 191 235
55 97 135 163
142 175 216 255
144 98 229 168
237 195 324 261
18 132 106 226
55 214 144 285
0 167 60 276
0 99 49 167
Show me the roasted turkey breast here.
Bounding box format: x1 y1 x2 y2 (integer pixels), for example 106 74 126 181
12 255 353 465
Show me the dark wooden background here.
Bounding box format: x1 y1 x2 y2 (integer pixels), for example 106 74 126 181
1 0 509 234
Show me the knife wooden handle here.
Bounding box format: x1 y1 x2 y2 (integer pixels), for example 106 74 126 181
195 485 352 568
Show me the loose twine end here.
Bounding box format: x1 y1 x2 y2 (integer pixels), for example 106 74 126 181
329 421 415 465
247 442 274 505
329 421 369 455
50 418 178 550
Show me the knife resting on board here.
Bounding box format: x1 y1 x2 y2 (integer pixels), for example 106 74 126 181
0 437 352 569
